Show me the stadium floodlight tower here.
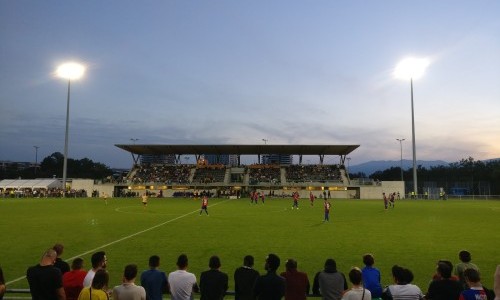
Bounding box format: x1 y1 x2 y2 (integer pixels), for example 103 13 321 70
56 62 86 196
394 57 429 198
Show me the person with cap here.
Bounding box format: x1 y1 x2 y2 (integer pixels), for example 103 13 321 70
254 253 285 300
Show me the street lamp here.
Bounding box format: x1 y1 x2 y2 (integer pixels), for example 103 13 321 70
130 138 139 144
56 62 85 196
34 146 39 176
395 57 429 198
396 138 405 181
262 139 268 144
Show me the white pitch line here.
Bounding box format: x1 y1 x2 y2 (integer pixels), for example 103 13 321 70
6 199 230 285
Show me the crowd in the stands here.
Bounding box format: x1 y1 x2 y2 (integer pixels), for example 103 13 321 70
286 165 342 183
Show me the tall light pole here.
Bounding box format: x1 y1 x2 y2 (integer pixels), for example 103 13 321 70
262 139 268 144
56 62 85 196
130 138 139 144
396 138 405 181
34 146 40 176
395 57 429 198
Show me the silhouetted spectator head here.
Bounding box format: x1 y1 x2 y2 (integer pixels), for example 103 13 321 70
459 250 472 263
286 259 297 271
209 256 221 269
149 255 160 268
53 243 64 257
392 265 413 284
324 258 337 272
0 266 4 285
71 258 84 270
91 251 107 269
437 261 453 279
92 269 109 289
464 268 481 283
265 254 280 272
349 267 363 285
177 254 188 269
363 254 375 267
123 264 138 281
243 255 254 268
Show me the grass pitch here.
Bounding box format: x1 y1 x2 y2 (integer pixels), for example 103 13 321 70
1 197 499 292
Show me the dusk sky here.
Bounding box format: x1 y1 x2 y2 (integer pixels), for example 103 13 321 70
1 1 499 169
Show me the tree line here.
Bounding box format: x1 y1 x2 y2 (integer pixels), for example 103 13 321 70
0 152 113 180
352 157 500 195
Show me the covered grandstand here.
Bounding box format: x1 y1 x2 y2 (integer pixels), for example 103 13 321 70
107 144 402 199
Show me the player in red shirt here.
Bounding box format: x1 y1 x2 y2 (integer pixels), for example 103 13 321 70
323 199 331 222
309 192 314 206
200 196 209 215
292 192 299 209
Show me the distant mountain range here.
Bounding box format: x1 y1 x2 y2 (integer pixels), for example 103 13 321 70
348 159 448 176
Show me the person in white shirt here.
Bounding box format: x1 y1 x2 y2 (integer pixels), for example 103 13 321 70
168 254 199 300
342 267 371 300
83 251 107 287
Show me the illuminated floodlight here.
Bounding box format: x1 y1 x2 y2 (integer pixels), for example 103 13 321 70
394 57 429 80
56 62 85 80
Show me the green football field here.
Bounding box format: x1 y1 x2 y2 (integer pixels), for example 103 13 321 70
1 196 499 293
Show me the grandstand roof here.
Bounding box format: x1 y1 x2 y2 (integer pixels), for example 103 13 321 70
115 144 359 156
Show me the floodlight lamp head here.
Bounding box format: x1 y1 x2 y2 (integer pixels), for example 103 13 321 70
56 62 85 80
394 57 430 80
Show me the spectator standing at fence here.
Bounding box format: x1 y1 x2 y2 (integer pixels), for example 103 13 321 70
381 265 423 300
26 248 66 300
113 264 146 300
459 269 491 300
168 254 199 300
455 250 479 288
83 251 107 287
280 258 310 300
425 261 463 300
253 253 285 300
63 258 87 300
312 258 347 300
53 244 70 275
361 254 382 300
141 255 168 300
0 266 5 300
234 255 260 300
342 267 371 300
494 265 500 300
77 269 109 300
200 256 228 300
